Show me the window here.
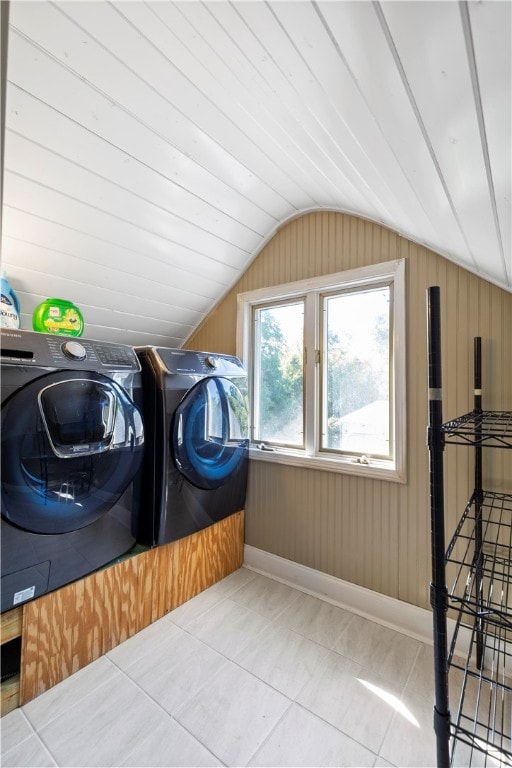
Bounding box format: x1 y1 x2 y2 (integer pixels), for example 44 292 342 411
237 259 406 482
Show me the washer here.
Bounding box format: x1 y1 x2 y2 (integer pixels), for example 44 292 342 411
1 329 144 613
136 346 249 546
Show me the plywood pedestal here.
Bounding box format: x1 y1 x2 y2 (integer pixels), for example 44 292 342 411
1 510 244 713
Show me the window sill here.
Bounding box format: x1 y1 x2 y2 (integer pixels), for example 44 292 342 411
248 445 406 483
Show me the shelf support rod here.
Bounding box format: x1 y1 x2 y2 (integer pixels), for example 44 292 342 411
474 337 484 669
427 286 451 768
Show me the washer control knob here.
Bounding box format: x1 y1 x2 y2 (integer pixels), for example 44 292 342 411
204 355 218 369
62 340 86 361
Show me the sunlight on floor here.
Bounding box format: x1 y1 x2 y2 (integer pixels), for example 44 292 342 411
357 677 420 727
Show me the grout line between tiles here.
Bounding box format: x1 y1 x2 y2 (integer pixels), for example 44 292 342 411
1 733 59 768
0 708 45 764
20 658 124 734
23 721 65 768
242 697 296 768
367 642 427 760
118 706 228 768
167 617 385 764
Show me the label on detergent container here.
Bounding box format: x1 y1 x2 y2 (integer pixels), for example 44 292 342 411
33 298 84 337
1 293 20 328
0 272 21 329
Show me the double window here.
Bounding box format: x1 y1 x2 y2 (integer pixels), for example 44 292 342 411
237 259 406 481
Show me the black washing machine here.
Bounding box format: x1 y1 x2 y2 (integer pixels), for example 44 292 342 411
136 347 249 546
1 329 144 613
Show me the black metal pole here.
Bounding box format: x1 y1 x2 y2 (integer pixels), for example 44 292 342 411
473 337 484 669
427 286 451 768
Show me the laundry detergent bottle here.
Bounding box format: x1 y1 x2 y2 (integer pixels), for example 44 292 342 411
0 270 21 329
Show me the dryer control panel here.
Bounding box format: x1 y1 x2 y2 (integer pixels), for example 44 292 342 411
0 329 140 371
152 346 246 376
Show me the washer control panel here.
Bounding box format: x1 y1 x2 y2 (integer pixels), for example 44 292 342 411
0 329 140 371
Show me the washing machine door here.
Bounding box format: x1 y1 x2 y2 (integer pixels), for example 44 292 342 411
172 377 248 490
1 370 144 534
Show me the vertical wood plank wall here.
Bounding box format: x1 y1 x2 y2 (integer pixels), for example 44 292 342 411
20 511 244 704
187 211 512 611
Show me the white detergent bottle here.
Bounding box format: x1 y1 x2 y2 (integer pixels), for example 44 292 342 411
0 270 21 329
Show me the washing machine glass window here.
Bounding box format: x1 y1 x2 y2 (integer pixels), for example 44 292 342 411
1 370 144 535
172 377 249 490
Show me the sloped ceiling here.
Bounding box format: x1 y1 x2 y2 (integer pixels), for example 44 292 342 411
1 0 510 347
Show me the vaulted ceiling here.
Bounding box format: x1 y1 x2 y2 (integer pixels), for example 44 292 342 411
1 1 510 347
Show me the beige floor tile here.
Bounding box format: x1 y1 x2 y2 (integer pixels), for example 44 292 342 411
334 614 421 690
248 703 377 767
124 629 228 714
183 597 271 659
23 656 120 730
403 641 434 699
168 586 230 628
379 687 436 767
0 709 34 755
297 649 403 754
208 566 258 597
276 592 355 649
106 614 179 670
38 673 173 767
229 573 301 620
120 716 223 767
175 660 291 766
234 621 330 698
1 735 57 768
4 568 471 768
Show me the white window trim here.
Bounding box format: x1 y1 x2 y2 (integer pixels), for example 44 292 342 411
236 259 407 483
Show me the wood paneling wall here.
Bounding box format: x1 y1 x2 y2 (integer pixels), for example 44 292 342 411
20 511 244 704
187 211 511 611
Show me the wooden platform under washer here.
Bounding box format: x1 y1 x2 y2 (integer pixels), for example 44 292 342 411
1 510 244 713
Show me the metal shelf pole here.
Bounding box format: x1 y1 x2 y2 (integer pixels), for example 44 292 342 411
473 337 484 670
427 286 451 768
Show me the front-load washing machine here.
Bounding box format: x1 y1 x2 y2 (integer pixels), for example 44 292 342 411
1 329 144 613
136 347 249 546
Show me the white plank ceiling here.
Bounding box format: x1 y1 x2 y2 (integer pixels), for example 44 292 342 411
1 0 510 347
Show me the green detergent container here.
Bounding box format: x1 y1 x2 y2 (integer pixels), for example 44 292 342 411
32 298 84 337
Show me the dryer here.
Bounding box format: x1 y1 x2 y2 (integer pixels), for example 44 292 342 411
136 347 249 546
1 329 144 613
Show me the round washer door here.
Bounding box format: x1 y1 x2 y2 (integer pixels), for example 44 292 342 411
1 370 144 534
172 377 248 490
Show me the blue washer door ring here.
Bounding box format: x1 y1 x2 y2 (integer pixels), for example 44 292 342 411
172 377 248 491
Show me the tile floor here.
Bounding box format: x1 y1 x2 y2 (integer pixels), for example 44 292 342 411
1 567 448 767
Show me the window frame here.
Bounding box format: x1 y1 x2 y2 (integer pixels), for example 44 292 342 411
236 259 406 483
319 281 394 460
252 297 306 449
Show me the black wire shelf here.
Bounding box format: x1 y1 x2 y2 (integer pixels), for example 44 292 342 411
427 300 512 767
442 411 512 448
446 490 512 764
448 611 512 767
446 491 512 629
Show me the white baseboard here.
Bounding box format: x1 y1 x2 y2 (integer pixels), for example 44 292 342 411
243 544 466 652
